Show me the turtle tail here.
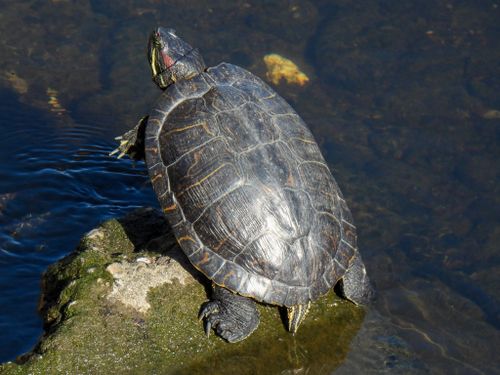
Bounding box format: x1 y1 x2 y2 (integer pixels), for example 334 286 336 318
286 302 311 334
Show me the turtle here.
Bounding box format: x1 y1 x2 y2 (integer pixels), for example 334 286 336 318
112 27 373 343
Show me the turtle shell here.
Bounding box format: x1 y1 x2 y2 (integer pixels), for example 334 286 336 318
144 63 357 307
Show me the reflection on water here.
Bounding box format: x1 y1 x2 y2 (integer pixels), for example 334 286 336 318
0 0 498 373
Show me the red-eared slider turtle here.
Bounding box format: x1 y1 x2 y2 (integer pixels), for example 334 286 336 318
113 27 373 343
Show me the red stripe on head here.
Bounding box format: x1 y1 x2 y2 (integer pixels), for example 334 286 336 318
161 51 175 68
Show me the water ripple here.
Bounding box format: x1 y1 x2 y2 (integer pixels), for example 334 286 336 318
0 97 157 362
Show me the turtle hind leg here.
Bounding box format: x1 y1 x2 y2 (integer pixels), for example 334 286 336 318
110 115 148 161
199 284 260 343
336 251 375 305
285 302 311 334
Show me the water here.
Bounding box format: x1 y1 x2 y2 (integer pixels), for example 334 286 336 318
0 0 498 373
0 92 157 361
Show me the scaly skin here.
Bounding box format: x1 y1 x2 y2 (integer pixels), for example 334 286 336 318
337 252 375 305
199 285 260 343
110 116 148 161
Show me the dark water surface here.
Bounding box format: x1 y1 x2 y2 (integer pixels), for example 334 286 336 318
0 0 498 373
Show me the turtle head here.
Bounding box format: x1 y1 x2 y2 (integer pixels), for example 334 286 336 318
148 27 206 89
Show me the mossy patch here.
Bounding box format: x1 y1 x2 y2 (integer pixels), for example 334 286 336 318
0 208 364 375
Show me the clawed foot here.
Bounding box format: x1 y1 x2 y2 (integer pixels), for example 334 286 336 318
198 286 260 343
109 130 137 159
109 116 148 161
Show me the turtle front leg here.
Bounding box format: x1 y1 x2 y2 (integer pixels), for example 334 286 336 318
199 284 260 343
110 115 148 161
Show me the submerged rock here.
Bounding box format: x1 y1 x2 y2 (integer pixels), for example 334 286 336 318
0 208 370 375
263 53 310 86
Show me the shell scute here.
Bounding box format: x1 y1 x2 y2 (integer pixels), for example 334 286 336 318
144 63 358 306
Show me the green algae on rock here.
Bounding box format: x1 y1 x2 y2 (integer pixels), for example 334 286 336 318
0 208 365 375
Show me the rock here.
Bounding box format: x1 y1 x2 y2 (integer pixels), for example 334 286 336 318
106 256 194 313
0 208 371 375
482 109 500 119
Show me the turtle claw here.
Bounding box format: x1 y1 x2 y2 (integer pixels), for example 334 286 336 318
198 287 260 343
109 135 137 160
199 300 225 339
109 139 130 158
204 320 211 337
198 300 219 321
110 116 148 161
